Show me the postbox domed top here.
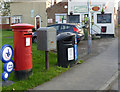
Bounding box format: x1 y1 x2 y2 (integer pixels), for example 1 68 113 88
11 23 34 29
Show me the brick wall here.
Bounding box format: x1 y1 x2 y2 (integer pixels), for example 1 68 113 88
0 24 11 30
46 2 68 26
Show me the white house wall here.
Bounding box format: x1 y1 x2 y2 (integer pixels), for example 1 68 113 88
93 2 115 34
68 0 115 35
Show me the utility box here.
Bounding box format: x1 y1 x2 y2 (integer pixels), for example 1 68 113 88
37 27 56 51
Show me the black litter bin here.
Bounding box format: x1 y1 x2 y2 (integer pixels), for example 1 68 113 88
57 32 76 68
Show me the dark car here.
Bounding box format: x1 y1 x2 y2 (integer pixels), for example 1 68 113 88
32 23 84 43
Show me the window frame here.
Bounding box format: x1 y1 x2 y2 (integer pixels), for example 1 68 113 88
0 16 10 24
97 13 112 24
55 13 67 24
11 15 22 24
68 15 80 23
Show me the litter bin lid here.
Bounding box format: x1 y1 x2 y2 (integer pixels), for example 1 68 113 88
57 32 75 41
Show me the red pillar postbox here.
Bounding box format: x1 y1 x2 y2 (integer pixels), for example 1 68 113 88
11 23 34 80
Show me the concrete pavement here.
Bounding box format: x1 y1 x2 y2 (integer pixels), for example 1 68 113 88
109 77 118 90
32 38 118 90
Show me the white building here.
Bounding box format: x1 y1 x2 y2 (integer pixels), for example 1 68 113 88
68 0 116 36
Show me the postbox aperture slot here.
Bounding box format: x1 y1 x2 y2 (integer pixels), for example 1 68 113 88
24 33 32 35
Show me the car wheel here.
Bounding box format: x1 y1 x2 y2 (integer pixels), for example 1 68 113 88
33 37 37 43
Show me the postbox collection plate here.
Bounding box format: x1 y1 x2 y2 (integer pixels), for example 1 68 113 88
26 37 30 46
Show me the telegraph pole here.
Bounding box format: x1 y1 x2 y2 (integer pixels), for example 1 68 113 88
88 0 92 54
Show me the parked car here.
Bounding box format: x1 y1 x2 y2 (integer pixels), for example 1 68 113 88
32 30 37 43
32 23 84 43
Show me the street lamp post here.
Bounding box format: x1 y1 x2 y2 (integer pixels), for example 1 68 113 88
88 0 92 54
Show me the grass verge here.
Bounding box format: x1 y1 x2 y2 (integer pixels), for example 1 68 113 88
1 30 69 91
77 60 85 64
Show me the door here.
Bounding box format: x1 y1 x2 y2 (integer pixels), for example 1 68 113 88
35 15 41 29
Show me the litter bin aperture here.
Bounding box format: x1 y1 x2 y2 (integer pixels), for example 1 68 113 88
57 32 76 68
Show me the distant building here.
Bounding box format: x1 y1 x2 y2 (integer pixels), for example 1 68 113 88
10 0 47 29
0 16 11 30
46 0 63 8
10 0 63 29
47 2 68 25
68 0 117 36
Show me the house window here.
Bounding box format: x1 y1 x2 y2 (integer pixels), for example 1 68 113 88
97 14 112 23
0 17 10 24
55 14 67 23
68 15 80 23
12 16 22 24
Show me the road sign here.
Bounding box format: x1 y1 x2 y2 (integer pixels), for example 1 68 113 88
0 44 13 63
2 71 9 81
4 60 14 74
0 44 14 81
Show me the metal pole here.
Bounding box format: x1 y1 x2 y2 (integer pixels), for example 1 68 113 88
45 51 49 70
88 0 92 54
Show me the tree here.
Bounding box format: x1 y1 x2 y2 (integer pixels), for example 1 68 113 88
0 0 10 16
